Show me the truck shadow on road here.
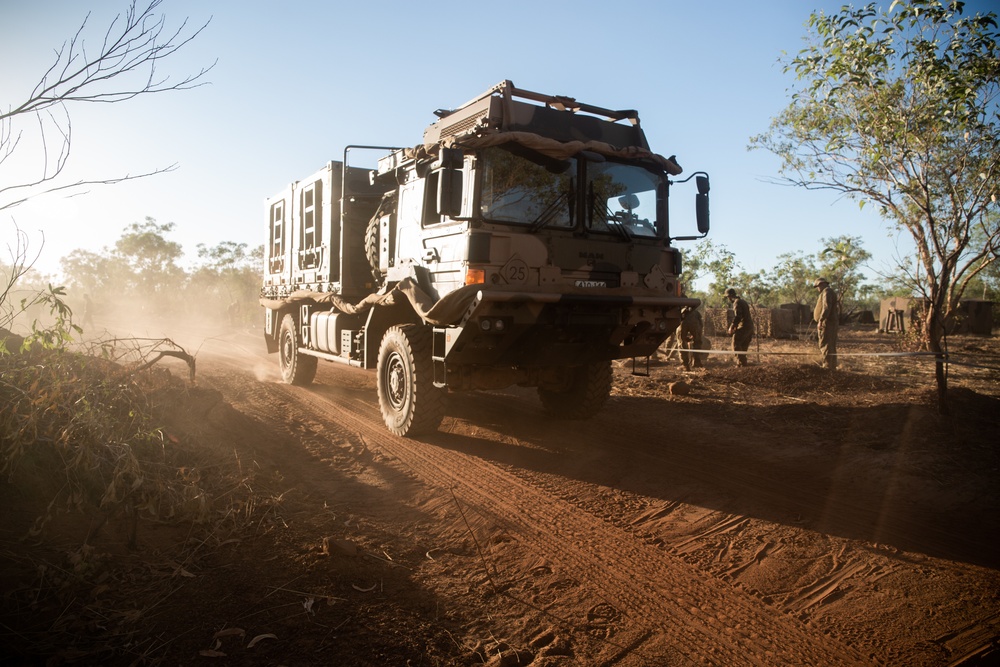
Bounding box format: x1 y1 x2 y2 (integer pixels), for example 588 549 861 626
430 388 1000 570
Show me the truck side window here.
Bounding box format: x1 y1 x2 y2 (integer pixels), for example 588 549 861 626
300 180 323 250
269 200 284 271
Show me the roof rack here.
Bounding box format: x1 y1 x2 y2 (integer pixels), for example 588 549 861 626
437 79 641 127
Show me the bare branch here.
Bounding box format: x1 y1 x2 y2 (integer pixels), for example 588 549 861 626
0 222 44 332
2 1 213 121
0 0 213 210
0 164 178 213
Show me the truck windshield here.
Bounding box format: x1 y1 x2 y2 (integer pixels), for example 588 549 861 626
586 161 663 239
479 146 576 230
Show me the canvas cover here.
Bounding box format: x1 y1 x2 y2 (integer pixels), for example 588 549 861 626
401 129 683 176
260 277 482 328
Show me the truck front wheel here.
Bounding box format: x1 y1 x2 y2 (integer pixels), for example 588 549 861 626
377 325 444 437
538 361 613 419
278 313 317 386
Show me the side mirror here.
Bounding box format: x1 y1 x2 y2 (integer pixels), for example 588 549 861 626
695 175 710 234
696 192 709 234
696 175 710 195
437 168 463 217
668 171 711 242
431 148 464 217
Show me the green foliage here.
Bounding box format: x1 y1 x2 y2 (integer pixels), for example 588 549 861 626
750 0 1000 353
685 236 878 312
2 226 79 353
766 251 818 306
681 240 743 305
20 284 82 351
816 235 873 311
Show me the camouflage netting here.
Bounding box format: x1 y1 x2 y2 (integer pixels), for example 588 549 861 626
703 307 798 339
259 277 481 327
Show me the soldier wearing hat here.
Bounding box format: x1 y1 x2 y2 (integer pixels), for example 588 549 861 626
813 277 839 369
725 288 753 367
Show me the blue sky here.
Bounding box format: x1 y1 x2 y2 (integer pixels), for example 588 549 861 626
1 0 992 285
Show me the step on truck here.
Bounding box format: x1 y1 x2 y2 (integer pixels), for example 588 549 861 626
260 80 710 436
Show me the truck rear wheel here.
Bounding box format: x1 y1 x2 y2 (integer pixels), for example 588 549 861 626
278 313 317 386
377 325 444 437
538 361 613 419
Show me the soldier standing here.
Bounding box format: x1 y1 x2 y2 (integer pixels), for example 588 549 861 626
813 277 839 369
678 306 704 370
725 288 753 367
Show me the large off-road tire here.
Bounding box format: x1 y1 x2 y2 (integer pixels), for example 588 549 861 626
376 325 445 437
278 313 317 386
538 361 613 419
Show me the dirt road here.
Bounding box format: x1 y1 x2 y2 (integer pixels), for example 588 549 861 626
6 319 996 666
128 324 997 666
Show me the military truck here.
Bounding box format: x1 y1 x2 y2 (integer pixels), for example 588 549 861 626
260 80 709 436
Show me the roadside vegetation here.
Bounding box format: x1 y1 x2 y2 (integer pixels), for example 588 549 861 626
0 232 281 662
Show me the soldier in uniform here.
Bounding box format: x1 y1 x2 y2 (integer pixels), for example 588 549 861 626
678 306 704 370
725 287 753 367
813 277 839 369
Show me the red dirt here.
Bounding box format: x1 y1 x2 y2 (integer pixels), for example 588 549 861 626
2 324 999 666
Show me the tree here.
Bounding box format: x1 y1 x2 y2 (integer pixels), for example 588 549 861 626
114 217 185 300
731 270 773 307
767 250 818 306
964 211 1000 300
681 239 742 306
816 235 873 314
0 0 213 211
189 241 264 326
749 0 1000 410
60 248 122 297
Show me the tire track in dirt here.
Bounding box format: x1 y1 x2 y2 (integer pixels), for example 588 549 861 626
453 383 999 567
160 330 999 665
434 384 1000 665
206 368 868 666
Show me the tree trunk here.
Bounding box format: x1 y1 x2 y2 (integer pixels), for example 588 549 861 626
926 308 949 416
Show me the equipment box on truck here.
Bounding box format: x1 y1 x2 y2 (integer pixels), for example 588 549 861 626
260 80 710 436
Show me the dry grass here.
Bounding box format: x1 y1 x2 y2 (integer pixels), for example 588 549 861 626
0 344 283 664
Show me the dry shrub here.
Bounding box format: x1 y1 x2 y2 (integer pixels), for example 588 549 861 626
0 344 278 664
1 347 180 538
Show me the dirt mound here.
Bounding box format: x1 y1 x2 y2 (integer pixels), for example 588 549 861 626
712 363 909 397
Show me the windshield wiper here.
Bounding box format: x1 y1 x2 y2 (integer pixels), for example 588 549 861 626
527 191 570 233
589 194 632 241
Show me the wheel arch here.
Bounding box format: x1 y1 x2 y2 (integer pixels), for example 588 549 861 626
265 305 298 354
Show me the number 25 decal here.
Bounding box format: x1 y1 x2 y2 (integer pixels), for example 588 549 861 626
501 257 528 284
